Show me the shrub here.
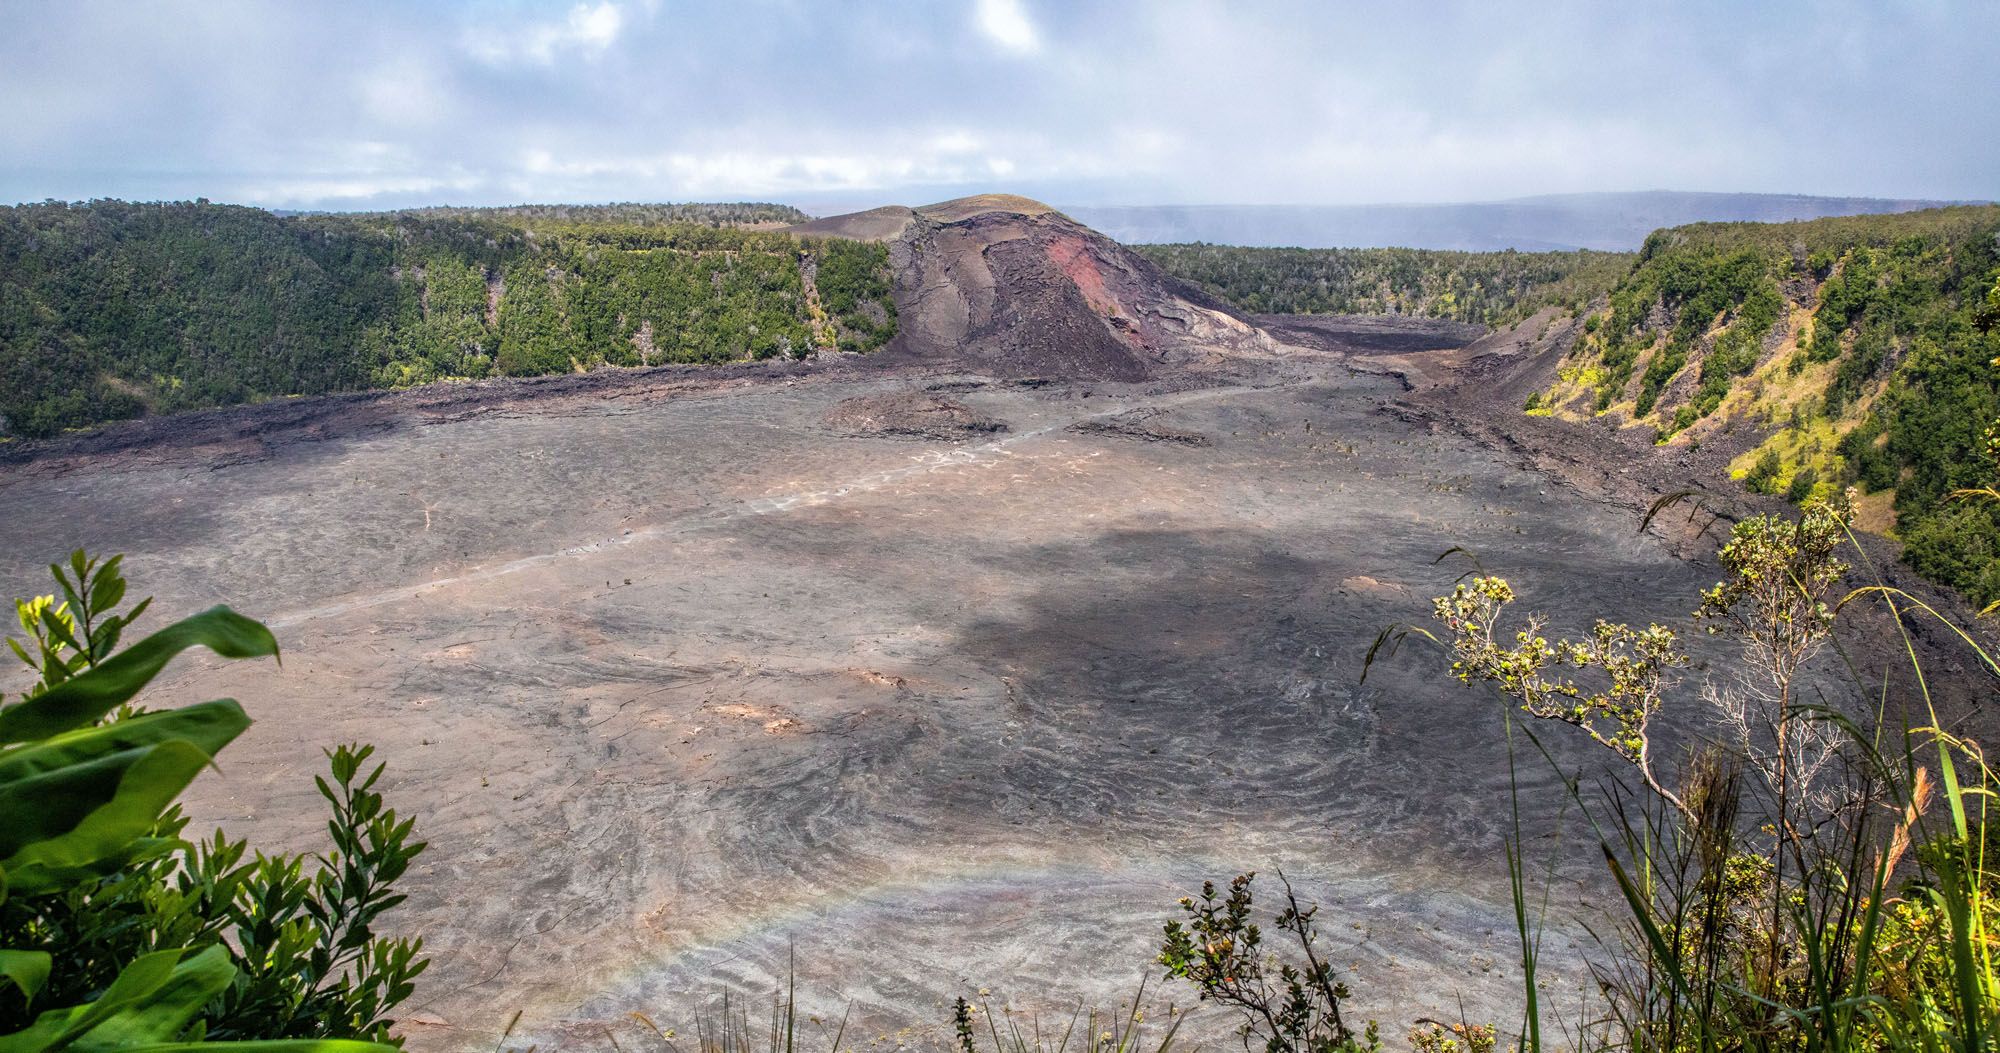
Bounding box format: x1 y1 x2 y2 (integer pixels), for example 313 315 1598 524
1786 466 1820 503
1159 873 1380 1053
1744 450 1783 495
0 550 425 1050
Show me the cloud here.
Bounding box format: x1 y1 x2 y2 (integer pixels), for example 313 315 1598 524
236 174 478 207
465 2 625 66
515 136 1030 198
0 1 1993 209
974 0 1039 54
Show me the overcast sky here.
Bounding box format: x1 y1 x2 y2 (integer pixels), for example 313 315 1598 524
2 0 1993 211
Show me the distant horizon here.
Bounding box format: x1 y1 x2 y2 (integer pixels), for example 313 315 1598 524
7 187 1990 217
15 187 1993 255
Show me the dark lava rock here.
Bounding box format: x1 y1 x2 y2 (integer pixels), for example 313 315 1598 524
823 391 1010 441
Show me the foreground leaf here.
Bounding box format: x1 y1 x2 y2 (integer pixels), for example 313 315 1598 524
0 740 216 896
0 951 49 1002
0 607 276 745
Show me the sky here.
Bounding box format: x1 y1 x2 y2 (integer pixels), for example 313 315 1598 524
1 0 1994 212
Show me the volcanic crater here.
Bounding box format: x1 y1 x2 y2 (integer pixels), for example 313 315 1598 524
0 197 1894 1051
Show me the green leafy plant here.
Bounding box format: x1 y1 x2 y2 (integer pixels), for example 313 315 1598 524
197 744 427 1044
9 552 151 697
0 550 424 1051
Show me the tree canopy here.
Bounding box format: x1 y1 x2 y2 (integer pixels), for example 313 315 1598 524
0 200 893 438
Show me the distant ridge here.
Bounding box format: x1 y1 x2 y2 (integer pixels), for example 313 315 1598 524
1066 191 1980 252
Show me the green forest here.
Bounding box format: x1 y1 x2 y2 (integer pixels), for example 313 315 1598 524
0 200 894 438
1530 205 2000 605
1134 242 1634 325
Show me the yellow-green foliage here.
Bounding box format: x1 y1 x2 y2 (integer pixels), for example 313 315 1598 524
1870 856 2000 1031
1729 414 1847 504
1536 360 1616 420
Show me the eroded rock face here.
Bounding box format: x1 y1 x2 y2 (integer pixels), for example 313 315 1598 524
795 195 1278 380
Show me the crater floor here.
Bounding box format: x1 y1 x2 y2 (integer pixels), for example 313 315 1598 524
0 355 1715 1050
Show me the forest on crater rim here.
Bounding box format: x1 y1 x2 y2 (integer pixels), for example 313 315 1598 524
0 199 894 438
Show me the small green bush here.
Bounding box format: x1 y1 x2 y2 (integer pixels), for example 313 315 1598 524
0 551 426 1051
1159 873 1380 1053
